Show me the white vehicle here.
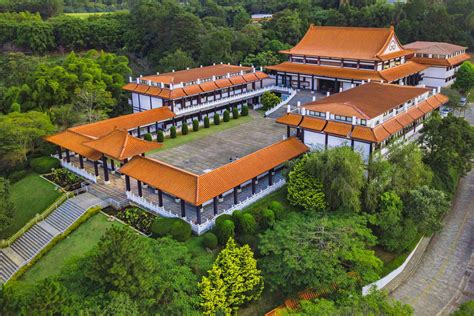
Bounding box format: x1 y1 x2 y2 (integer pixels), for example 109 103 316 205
440 107 452 117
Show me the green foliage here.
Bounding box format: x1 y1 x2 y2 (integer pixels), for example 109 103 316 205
50 15 87 50
199 237 263 314
374 191 406 251
151 217 192 242
215 219 235 245
261 91 281 111
240 104 249 116
232 107 239 119
181 123 189 135
49 168 81 188
115 207 155 235
143 133 152 141
441 87 462 110
0 177 15 233
204 116 210 128
30 156 60 174
269 201 284 219
192 119 199 132
213 113 220 125
170 126 177 138
260 208 275 229
203 232 218 250
453 61 474 93
27 278 67 314
9 102 20 113
15 19 55 53
287 155 326 212
259 212 382 295
223 110 230 122
236 213 257 235
158 49 195 73
452 300 474 316
156 130 164 143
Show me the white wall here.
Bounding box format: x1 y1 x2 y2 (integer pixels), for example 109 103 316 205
139 94 151 110
304 130 325 150
151 97 163 109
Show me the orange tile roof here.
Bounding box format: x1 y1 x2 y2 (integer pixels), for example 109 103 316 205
183 85 203 96
418 101 433 114
199 81 219 92
407 106 424 120
305 102 369 119
382 118 404 134
404 41 467 55
351 125 390 143
214 78 233 88
410 53 470 67
44 130 102 161
395 112 415 126
299 116 326 131
120 138 309 205
323 121 352 137
434 93 449 105
275 113 303 127
83 129 162 161
229 76 247 85
379 61 428 82
304 83 429 119
70 107 175 139
242 73 258 82
280 25 411 61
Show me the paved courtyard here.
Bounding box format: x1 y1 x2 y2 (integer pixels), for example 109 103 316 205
149 112 286 174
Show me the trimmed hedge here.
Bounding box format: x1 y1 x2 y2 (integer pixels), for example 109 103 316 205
215 219 235 245
203 232 218 250
261 208 275 228
151 217 192 242
223 110 230 122
232 107 239 119
215 214 234 226
204 116 210 128
192 119 199 132
241 104 249 116
8 170 28 183
30 156 60 174
156 130 164 143
237 213 257 234
170 126 177 138
213 113 220 125
144 133 152 141
181 123 189 135
269 201 284 219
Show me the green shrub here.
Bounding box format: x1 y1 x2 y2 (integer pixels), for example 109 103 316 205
237 213 257 234
232 210 243 223
261 208 275 228
192 119 199 132
8 170 28 183
223 110 230 122
170 126 177 138
213 113 220 125
181 123 189 135
216 214 234 226
232 107 239 119
151 217 192 242
203 232 218 249
215 219 235 245
239 234 259 251
10 102 21 113
30 156 60 174
204 116 210 128
144 133 152 141
241 104 249 116
156 130 164 143
269 201 284 219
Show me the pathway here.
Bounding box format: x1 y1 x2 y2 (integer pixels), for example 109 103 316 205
266 89 325 119
0 193 105 284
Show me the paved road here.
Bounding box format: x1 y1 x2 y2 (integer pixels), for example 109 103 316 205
390 104 474 315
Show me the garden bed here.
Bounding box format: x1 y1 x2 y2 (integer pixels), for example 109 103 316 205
103 206 156 235
43 168 84 191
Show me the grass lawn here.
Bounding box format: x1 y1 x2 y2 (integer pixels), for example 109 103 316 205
1 173 62 239
150 115 254 153
18 212 124 285
64 10 128 18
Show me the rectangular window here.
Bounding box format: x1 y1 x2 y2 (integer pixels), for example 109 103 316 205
359 64 375 70
360 119 367 126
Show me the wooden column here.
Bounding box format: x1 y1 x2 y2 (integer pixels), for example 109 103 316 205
297 73 301 89
157 189 163 207
79 155 84 169
137 180 143 197
65 149 70 163
180 199 186 218
125 175 131 191
110 159 115 171
93 161 99 176
57 146 63 159
102 156 109 182
251 178 256 194
233 187 238 205
268 168 274 186
276 74 279 86
213 197 218 215
196 205 202 224
287 126 290 138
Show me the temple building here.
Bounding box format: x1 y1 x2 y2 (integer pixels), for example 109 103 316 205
122 63 268 119
266 25 427 92
276 83 448 161
404 41 471 88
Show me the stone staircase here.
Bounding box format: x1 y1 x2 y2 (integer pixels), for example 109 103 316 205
0 193 105 284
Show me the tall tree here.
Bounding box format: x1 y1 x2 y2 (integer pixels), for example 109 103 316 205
453 61 474 93
0 177 15 233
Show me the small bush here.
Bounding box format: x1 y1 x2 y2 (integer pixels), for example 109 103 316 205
181 123 189 135
156 130 164 143
192 119 199 132
204 116 210 128
10 102 20 113
215 214 234 226
30 157 60 174
144 133 152 141
213 113 220 125
261 208 275 228
203 232 218 249
170 126 177 138
8 170 28 183
232 107 239 119
216 219 235 245
239 234 259 251
241 105 249 116
237 213 257 234
232 210 243 223
151 217 192 242
269 201 284 219
223 110 230 122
